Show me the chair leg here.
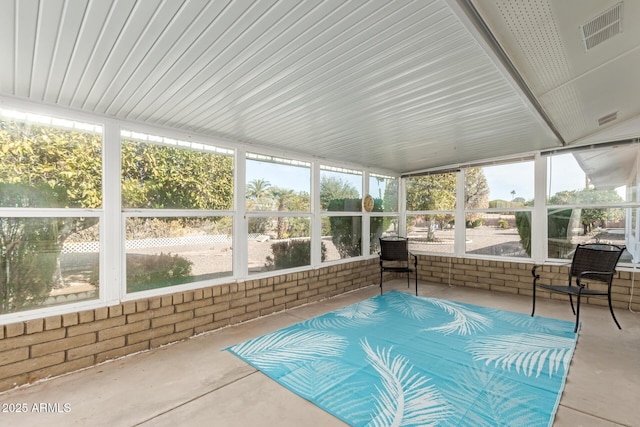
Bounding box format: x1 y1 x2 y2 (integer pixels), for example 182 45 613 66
414 270 418 296
380 269 383 295
531 285 536 317
568 294 576 315
607 292 622 329
574 292 581 333
407 272 410 289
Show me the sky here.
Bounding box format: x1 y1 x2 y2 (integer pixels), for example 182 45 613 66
246 159 366 195
484 154 627 201
247 154 621 202
246 159 311 193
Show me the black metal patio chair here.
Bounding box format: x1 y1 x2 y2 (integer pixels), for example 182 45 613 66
379 237 418 295
531 243 624 333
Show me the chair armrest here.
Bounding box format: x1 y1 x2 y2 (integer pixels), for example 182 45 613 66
532 261 573 278
575 270 614 287
409 252 418 267
531 264 541 279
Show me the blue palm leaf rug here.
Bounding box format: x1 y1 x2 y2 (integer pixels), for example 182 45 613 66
226 290 578 426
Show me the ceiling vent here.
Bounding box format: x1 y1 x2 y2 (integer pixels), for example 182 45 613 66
579 2 623 51
598 111 618 126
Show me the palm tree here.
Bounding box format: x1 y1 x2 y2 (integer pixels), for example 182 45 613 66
246 178 272 211
246 178 271 199
268 187 295 239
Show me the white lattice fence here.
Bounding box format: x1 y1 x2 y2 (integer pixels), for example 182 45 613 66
62 234 232 254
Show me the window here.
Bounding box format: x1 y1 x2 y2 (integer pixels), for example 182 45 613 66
370 216 399 254
547 147 636 262
246 153 312 273
369 174 399 254
405 172 456 254
464 162 533 258
246 153 310 211
121 130 234 292
0 109 102 313
321 166 363 261
369 174 398 212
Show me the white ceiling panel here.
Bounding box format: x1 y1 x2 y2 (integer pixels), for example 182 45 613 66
473 0 640 148
7 0 637 174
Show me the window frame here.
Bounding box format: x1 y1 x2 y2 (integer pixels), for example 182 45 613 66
0 105 108 320
319 164 365 264
462 161 535 261
119 127 236 299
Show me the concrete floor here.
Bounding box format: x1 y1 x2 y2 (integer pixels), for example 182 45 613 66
1 280 639 427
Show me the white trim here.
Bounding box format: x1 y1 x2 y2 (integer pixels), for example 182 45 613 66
235 148 247 278
103 119 122 304
455 171 466 257
311 162 322 265
532 153 547 263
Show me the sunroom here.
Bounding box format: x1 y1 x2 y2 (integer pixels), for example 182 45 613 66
0 1 639 425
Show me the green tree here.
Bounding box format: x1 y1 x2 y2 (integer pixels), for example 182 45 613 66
0 216 59 313
121 139 233 209
0 120 235 311
0 120 103 312
320 175 359 210
320 175 361 238
383 178 398 212
548 188 623 234
405 173 456 212
464 168 490 227
406 173 456 240
0 120 102 209
406 169 489 239
268 186 295 239
246 178 272 211
246 178 271 199
328 199 362 258
464 168 490 210
0 183 91 313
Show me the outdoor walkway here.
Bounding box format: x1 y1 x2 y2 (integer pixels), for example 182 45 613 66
1 280 639 426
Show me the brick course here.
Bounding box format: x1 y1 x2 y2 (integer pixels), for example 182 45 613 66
415 254 639 311
0 258 379 392
1 255 636 393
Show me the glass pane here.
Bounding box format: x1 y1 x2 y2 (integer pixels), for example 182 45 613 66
547 149 634 204
547 207 628 260
323 216 362 261
465 212 530 258
126 217 232 293
121 132 233 210
406 214 455 254
0 112 102 208
369 174 398 212
0 216 99 314
246 154 311 211
405 173 456 211
320 166 362 211
466 162 534 209
248 217 311 273
370 216 399 254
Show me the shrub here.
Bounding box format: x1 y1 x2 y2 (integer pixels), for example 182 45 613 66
0 183 69 313
465 218 484 228
515 212 531 256
126 252 193 292
498 219 510 229
328 198 363 258
266 240 326 270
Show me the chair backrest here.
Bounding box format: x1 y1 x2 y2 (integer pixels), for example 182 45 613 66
569 243 624 284
379 237 409 261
